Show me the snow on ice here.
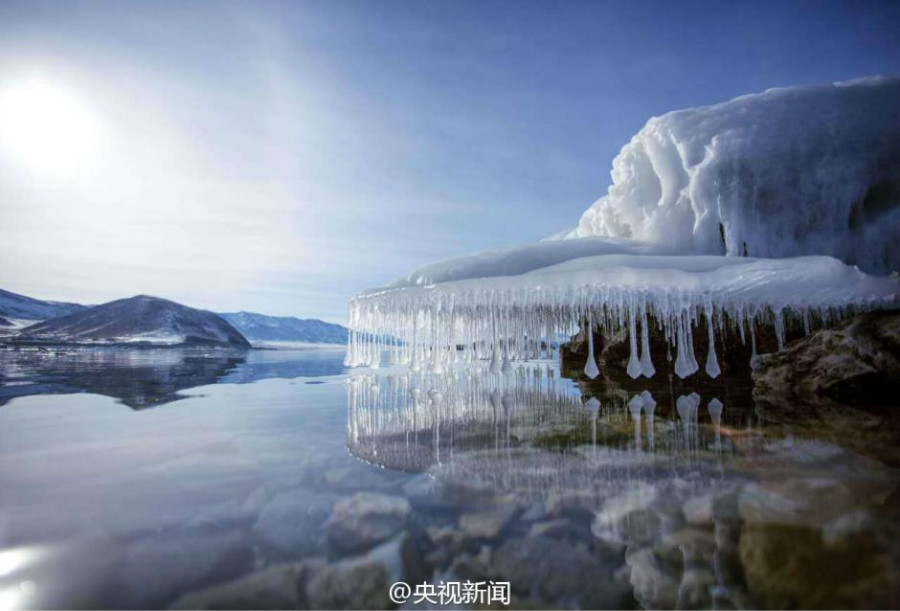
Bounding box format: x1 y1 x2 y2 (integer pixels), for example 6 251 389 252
347 78 900 380
567 76 900 274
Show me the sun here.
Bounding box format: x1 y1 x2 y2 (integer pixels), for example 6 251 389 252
0 78 99 173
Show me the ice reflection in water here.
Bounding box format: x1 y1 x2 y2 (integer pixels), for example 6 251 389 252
346 362 900 610
0 349 897 609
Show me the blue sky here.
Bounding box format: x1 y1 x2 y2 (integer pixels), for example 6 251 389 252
1 0 898 322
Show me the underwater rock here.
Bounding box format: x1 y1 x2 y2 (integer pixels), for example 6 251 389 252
306 562 390 610
252 491 335 559
458 503 518 540
493 535 632 609
324 492 412 554
626 546 682 610
752 311 900 411
681 494 714 526
168 562 321 610
739 522 900 609
115 531 254 609
528 518 591 543
306 531 422 610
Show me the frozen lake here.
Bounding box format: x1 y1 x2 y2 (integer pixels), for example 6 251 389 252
0 347 897 609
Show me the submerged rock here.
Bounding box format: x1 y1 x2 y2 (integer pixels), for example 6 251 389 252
115 531 254 609
306 531 422 610
324 492 411 555
168 562 322 610
739 522 900 610
752 311 900 411
252 491 335 560
458 503 518 540
493 535 632 609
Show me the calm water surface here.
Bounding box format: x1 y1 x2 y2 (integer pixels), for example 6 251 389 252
0 347 897 609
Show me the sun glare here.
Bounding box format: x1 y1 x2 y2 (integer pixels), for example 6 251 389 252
0 78 100 173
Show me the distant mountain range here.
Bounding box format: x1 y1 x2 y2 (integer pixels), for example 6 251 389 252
0 288 87 321
220 311 348 344
0 288 348 347
17 295 251 347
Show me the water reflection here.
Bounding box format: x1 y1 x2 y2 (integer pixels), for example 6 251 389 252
0 350 897 609
0 347 345 409
346 365 745 474
345 363 900 609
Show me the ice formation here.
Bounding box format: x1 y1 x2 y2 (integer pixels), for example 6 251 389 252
347 238 899 378
567 77 900 275
347 77 900 379
346 365 734 472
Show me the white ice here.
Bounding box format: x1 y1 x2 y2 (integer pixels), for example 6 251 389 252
566 76 900 275
347 242 899 377
347 77 900 379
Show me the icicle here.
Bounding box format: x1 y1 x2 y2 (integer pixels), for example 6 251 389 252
626 301 642 379
641 390 656 452
704 308 721 379
583 310 600 379
708 397 723 449
585 397 600 448
674 312 691 379
684 313 699 376
628 394 643 449
639 305 655 378
774 308 786 352
749 314 758 360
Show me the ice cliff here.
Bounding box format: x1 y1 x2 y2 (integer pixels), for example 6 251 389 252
568 76 900 275
347 77 900 379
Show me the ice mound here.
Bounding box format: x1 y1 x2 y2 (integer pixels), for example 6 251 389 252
346 238 899 378
568 76 900 275
348 77 900 379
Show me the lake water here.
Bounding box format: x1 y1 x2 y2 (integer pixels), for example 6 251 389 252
0 346 898 609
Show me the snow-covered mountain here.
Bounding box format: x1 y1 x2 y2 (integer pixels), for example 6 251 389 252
18 295 250 347
0 288 87 321
219 311 348 344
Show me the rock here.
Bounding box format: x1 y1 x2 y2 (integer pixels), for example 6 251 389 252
545 489 601 519
616 509 663 547
663 528 716 563
681 494 714 526
424 526 465 569
324 492 411 555
822 509 874 546
168 562 322 610
115 531 254 609
446 548 494 583
493 536 632 609
400 473 440 505
736 476 880 528
458 503 518 540
739 523 900 609
306 532 423 610
625 547 681 610
306 562 390 610
528 518 590 542
678 567 716 610
252 491 335 559
519 502 547 522
752 311 900 411
592 483 664 546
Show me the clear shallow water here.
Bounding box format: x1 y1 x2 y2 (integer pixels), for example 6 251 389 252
0 347 898 609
